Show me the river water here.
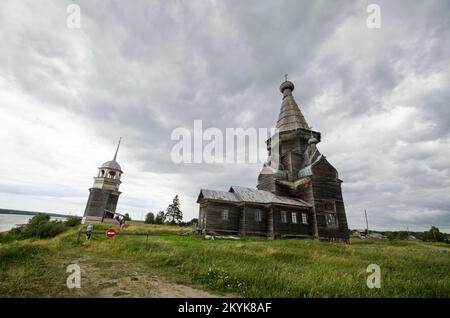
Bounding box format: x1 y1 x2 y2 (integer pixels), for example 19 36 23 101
0 214 67 232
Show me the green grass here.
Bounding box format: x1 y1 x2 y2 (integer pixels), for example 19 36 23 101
0 243 69 297
0 222 449 297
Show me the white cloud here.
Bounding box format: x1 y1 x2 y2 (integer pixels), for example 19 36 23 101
0 0 449 231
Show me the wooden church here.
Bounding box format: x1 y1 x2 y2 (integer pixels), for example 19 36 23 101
196 80 349 241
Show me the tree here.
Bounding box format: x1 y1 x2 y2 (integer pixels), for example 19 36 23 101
145 212 155 224
422 226 447 242
123 213 131 221
165 195 183 224
155 211 166 224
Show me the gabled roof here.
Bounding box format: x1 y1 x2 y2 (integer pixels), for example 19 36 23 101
198 186 311 208
230 186 311 207
197 186 311 207
298 154 324 178
230 186 310 207
197 189 239 203
297 154 341 181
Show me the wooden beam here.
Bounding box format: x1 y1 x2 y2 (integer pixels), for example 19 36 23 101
268 206 274 239
239 204 246 236
312 204 319 239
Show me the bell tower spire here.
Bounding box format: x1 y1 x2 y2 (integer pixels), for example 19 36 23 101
258 78 322 190
113 137 122 161
276 80 310 132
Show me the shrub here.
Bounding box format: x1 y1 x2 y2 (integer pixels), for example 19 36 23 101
0 228 21 243
29 213 50 225
20 214 50 238
35 222 66 238
65 216 82 227
1 213 68 241
386 233 395 241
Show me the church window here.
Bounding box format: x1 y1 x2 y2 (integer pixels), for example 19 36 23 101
302 213 308 224
201 206 207 226
221 208 229 221
292 212 297 224
255 210 262 222
323 200 336 213
281 211 287 223
326 213 338 227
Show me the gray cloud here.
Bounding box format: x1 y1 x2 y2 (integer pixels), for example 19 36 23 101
0 0 449 232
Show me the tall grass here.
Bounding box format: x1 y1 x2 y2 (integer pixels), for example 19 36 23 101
60 226 450 297
1 223 449 297
0 243 69 297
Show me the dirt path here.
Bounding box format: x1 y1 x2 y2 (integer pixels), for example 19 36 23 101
64 255 226 298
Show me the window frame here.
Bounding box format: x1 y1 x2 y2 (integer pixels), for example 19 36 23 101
301 212 308 225
281 211 287 223
325 213 338 228
323 200 336 213
254 209 262 222
221 208 229 221
292 212 298 224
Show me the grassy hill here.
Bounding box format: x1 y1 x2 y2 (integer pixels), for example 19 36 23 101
0 221 449 297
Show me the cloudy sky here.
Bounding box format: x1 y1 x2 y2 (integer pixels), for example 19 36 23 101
0 0 449 232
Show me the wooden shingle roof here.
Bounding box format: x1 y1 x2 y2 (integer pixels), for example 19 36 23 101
197 189 239 203
197 186 311 208
276 81 310 132
230 186 311 207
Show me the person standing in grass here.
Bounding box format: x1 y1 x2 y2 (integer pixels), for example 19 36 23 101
86 223 93 239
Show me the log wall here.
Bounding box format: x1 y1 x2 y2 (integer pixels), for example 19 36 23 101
311 158 349 240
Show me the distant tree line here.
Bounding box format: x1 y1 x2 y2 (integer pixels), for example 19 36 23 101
145 211 166 224
386 226 449 243
353 226 449 243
